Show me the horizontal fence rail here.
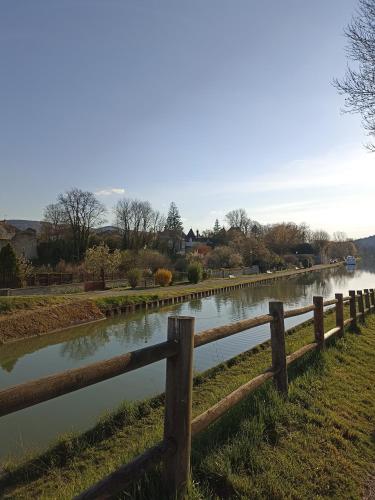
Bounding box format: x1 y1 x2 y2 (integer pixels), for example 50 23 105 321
1 287 374 499
0 341 178 417
194 313 273 347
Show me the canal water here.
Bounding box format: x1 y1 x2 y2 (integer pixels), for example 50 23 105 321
0 263 374 461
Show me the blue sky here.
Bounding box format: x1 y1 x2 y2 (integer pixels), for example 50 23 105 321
0 0 373 238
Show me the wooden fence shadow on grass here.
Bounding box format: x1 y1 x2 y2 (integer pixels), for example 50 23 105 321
0 395 167 491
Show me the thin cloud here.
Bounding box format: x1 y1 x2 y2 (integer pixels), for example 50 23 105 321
95 188 125 196
206 145 374 196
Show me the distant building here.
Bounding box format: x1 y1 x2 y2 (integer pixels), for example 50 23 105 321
158 229 186 254
185 228 211 252
0 221 38 260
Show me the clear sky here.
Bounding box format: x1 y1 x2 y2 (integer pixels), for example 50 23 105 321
1 0 373 238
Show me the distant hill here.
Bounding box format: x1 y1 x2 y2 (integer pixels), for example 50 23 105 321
5 220 119 236
95 225 119 234
354 235 375 253
7 220 43 234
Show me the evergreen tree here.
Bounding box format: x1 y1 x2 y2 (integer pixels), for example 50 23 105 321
213 219 221 234
165 202 183 233
0 243 19 286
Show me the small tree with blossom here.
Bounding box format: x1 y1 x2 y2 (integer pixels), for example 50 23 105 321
17 255 34 287
84 244 121 286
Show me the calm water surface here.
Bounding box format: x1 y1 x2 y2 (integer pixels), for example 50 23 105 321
1 263 374 460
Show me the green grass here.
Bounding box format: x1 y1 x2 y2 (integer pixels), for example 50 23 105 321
1 310 374 499
94 294 160 311
0 296 73 314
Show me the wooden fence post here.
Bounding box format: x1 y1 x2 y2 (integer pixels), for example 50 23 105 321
269 301 288 395
349 290 357 329
164 316 195 499
335 293 344 337
357 290 365 323
370 289 375 310
313 296 324 347
364 289 370 312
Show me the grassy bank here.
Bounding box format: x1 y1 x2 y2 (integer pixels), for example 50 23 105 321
0 295 72 314
87 263 342 307
0 263 341 343
0 262 341 316
1 308 374 499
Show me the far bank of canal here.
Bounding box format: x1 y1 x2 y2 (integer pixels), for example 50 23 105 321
0 262 374 461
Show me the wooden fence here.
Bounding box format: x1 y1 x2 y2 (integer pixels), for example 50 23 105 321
0 287 373 498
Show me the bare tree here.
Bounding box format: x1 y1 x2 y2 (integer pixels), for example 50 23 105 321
115 198 164 251
115 198 132 248
57 188 106 261
225 208 252 234
42 203 65 240
311 230 331 263
151 210 166 234
334 0 375 149
264 222 302 255
333 231 348 242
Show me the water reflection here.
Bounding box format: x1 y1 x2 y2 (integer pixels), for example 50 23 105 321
1 263 375 460
0 264 373 373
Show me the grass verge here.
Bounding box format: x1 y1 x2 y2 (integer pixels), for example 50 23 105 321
94 294 159 311
1 309 374 499
0 296 73 315
0 263 341 317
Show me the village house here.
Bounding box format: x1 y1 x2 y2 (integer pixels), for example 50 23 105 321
185 228 211 252
0 221 38 260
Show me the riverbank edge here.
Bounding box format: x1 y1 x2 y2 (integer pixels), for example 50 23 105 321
0 301 105 345
95 262 342 314
0 262 341 345
2 307 375 499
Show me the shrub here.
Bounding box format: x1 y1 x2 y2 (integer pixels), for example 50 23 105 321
174 257 188 272
155 268 172 287
301 257 313 268
127 268 141 289
55 260 85 274
137 250 171 273
119 250 138 274
205 246 243 269
187 262 203 284
283 255 299 267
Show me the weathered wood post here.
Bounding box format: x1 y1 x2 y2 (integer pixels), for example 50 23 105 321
370 289 375 310
335 293 344 337
313 296 324 347
269 301 288 395
357 290 365 323
364 289 370 313
349 290 357 329
164 316 195 499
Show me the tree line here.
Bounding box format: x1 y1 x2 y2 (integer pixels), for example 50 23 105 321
38 187 356 271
